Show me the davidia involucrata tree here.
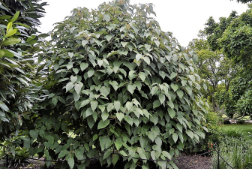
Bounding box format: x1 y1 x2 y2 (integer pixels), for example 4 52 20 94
28 0 207 168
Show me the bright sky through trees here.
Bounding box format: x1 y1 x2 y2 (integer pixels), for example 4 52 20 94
39 0 248 46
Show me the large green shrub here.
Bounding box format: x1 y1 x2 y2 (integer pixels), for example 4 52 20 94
27 1 207 168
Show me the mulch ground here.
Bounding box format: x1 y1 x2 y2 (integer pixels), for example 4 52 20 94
1 154 212 169
174 154 212 169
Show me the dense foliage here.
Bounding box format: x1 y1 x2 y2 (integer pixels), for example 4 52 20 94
204 5 252 118
0 0 47 162
20 1 208 168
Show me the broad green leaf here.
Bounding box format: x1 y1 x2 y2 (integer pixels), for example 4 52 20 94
103 149 111 159
82 40 88 47
112 154 119 165
115 139 123 150
159 94 165 104
145 44 152 51
105 35 113 42
189 75 195 82
0 50 4 58
136 53 142 61
98 120 110 129
143 56 150 65
121 42 128 47
154 40 160 47
66 82 74 92
101 112 109 121
170 72 177 80
75 82 83 95
172 133 178 143
67 157 74 169
70 76 77 83
104 14 110 22
114 101 121 112
186 130 194 139
177 90 184 98
153 100 161 109
11 11 20 23
91 100 98 111
171 83 179 92
75 148 84 160
2 38 21 46
125 102 133 111
127 84 136 95
107 103 114 112
52 97 58 106
87 69 94 77
80 63 88 71
58 150 68 159
116 113 124 122
168 108 176 118
137 147 147 159
30 130 38 140
162 151 171 160
139 72 147 82
5 29 17 38
124 115 133 126
109 81 119 91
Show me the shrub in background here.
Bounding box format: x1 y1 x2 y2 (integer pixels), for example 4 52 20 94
236 120 245 124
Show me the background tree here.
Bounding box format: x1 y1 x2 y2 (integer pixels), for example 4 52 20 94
188 37 236 111
204 4 252 118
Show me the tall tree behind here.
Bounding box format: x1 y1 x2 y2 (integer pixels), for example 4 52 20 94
188 36 237 111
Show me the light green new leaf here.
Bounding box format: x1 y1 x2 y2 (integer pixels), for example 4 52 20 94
91 100 98 111
75 82 83 94
127 84 136 95
143 56 150 65
186 130 194 139
5 29 17 38
159 94 165 104
136 53 142 61
105 35 113 42
2 38 21 46
114 101 121 112
98 120 110 129
177 90 184 98
11 11 20 23
0 50 4 58
109 81 119 91
145 44 152 52
82 40 88 47
80 63 88 71
170 72 177 80
66 82 74 92
171 83 179 92
116 113 124 122
87 69 94 77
